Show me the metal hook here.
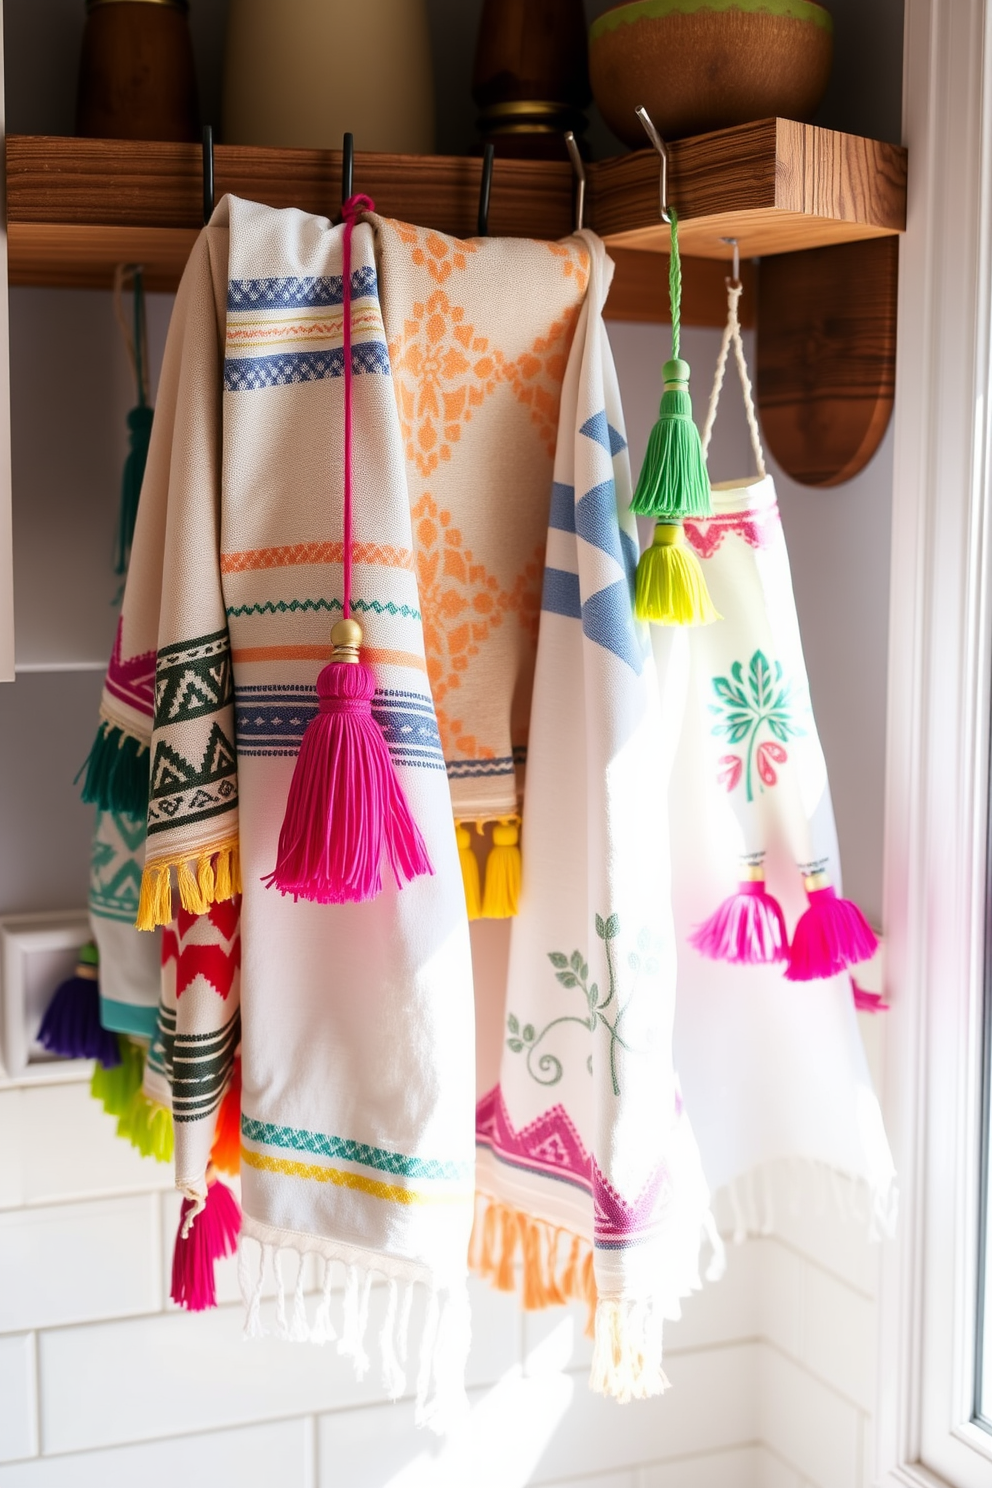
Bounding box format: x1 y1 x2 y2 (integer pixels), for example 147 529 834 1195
564 131 585 233
477 143 495 237
634 105 670 224
202 124 214 225
341 132 354 210
721 236 741 287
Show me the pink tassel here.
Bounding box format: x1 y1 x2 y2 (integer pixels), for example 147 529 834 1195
265 639 432 903
785 881 878 982
170 1177 241 1312
689 879 789 965
264 191 432 906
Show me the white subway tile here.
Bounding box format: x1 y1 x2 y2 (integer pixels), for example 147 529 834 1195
38 1268 518 1456
0 1417 312 1487
666 1239 760 1353
758 1345 861 1488
755 1444 805 1487
802 1264 875 1411
20 1083 172 1204
538 1472 636 1488
641 1446 760 1487
0 1092 24 1209
759 1240 804 1360
758 1163 880 1298
317 1345 756 1488
523 1302 593 1377
0 1197 159 1332
0 1334 36 1463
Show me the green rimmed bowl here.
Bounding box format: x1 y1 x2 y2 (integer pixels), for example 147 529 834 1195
589 0 833 145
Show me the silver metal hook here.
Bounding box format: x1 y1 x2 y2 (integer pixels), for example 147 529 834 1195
721 236 741 287
635 105 670 224
564 131 585 233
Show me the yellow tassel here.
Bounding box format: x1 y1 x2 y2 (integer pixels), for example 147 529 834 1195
137 863 171 930
176 859 208 915
214 846 232 902
135 837 241 929
196 852 216 905
635 522 720 626
482 818 522 918
455 822 482 919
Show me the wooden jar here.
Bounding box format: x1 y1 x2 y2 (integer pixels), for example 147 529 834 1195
223 0 435 153
472 0 590 159
76 0 199 142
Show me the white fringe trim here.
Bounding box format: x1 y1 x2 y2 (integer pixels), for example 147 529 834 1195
236 1216 470 1435
590 1297 670 1403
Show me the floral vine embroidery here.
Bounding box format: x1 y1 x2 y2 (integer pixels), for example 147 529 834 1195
709 648 804 803
506 912 650 1097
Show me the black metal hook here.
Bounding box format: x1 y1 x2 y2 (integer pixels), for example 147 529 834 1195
202 124 215 225
477 143 495 237
342 132 354 210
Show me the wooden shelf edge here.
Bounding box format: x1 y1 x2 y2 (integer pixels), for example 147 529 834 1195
4 121 906 288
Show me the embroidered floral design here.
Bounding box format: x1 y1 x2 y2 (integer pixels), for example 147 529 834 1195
506 913 652 1096
413 492 542 758
709 649 804 802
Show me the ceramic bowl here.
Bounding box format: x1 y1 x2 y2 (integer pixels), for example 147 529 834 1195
589 0 833 145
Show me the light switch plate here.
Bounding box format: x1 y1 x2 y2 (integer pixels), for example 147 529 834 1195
0 911 91 1077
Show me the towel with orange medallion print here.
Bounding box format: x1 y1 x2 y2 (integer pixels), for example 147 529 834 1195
374 220 589 912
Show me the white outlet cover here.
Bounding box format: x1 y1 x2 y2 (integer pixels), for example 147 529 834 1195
0 911 92 1077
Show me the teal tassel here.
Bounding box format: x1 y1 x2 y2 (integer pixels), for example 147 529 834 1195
78 721 149 817
115 404 153 575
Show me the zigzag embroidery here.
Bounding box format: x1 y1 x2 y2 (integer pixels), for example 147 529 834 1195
225 597 421 620
221 540 414 576
150 723 237 797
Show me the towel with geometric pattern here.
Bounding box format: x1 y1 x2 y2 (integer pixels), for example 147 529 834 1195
471 232 716 1401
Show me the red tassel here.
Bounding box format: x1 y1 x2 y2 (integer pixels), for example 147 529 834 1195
210 1056 241 1176
689 878 788 965
170 1176 241 1312
265 622 432 903
785 879 878 982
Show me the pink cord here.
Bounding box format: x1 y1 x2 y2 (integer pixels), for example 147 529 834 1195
341 193 375 623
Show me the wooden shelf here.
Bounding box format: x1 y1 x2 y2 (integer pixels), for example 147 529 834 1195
3 122 905 319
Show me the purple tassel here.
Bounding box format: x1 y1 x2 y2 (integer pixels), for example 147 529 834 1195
37 943 120 1065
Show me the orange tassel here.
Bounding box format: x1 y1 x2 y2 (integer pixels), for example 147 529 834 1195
209 1057 241 1175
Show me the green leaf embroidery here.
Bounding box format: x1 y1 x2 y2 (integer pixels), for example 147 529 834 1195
507 1013 519 1035
523 1024 535 1043
709 648 805 802
548 952 568 969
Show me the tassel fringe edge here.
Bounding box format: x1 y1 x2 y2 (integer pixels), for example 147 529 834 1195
468 1193 597 1333
137 837 242 930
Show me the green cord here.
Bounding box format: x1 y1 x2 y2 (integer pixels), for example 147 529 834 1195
669 207 681 361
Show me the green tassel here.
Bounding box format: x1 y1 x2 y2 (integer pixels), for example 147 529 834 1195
78 721 149 817
630 359 711 518
91 1036 144 1117
115 405 153 575
117 1087 174 1163
635 523 719 627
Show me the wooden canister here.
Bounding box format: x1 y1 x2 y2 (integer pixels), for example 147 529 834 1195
472 0 590 159
223 0 435 153
76 0 199 142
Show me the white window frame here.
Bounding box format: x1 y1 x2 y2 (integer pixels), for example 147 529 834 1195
877 0 992 1483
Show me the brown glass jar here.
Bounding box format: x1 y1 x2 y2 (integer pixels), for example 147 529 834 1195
76 0 199 142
